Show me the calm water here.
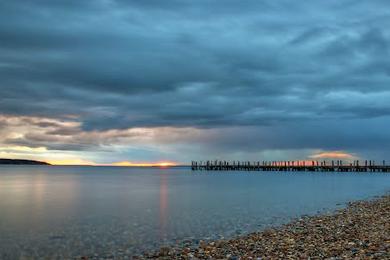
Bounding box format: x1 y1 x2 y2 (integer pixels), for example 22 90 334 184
0 166 389 258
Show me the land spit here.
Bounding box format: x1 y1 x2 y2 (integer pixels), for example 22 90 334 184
137 195 390 259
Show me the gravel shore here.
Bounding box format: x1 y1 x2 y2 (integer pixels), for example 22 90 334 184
137 195 390 259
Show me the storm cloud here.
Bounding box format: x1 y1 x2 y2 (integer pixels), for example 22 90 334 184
1 0 390 163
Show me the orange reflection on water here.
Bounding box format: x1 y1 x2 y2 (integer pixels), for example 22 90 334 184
159 174 168 240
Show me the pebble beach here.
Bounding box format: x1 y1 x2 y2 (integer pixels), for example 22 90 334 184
138 195 390 259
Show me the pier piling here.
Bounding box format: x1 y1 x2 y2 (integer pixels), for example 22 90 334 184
191 160 390 172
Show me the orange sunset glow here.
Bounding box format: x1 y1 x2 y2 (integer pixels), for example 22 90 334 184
47 159 97 166
108 161 178 167
309 151 356 159
48 160 178 167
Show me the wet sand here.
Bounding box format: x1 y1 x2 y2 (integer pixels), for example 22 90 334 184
138 194 390 259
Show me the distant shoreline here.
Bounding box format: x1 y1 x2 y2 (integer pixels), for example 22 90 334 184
0 159 50 165
137 194 390 259
0 160 193 167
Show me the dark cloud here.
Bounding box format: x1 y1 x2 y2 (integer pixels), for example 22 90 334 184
1 0 390 161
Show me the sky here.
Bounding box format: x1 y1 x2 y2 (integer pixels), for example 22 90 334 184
1 0 390 165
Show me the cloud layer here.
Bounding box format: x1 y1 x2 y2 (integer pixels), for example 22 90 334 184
1 1 390 163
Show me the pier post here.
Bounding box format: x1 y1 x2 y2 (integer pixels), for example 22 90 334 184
191 159 389 173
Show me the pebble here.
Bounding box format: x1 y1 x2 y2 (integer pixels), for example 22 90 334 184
135 195 390 259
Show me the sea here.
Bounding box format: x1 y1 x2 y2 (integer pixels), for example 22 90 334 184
0 165 389 258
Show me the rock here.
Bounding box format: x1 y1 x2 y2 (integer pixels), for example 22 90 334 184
134 195 390 259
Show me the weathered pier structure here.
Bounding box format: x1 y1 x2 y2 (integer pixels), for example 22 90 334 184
191 160 390 172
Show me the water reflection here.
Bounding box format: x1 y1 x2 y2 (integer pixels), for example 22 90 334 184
159 174 168 240
30 173 46 226
0 169 81 230
0 166 389 258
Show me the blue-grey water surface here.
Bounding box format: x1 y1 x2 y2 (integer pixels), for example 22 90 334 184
0 166 389 258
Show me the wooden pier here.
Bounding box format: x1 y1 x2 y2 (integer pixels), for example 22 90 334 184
191 160 390 172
